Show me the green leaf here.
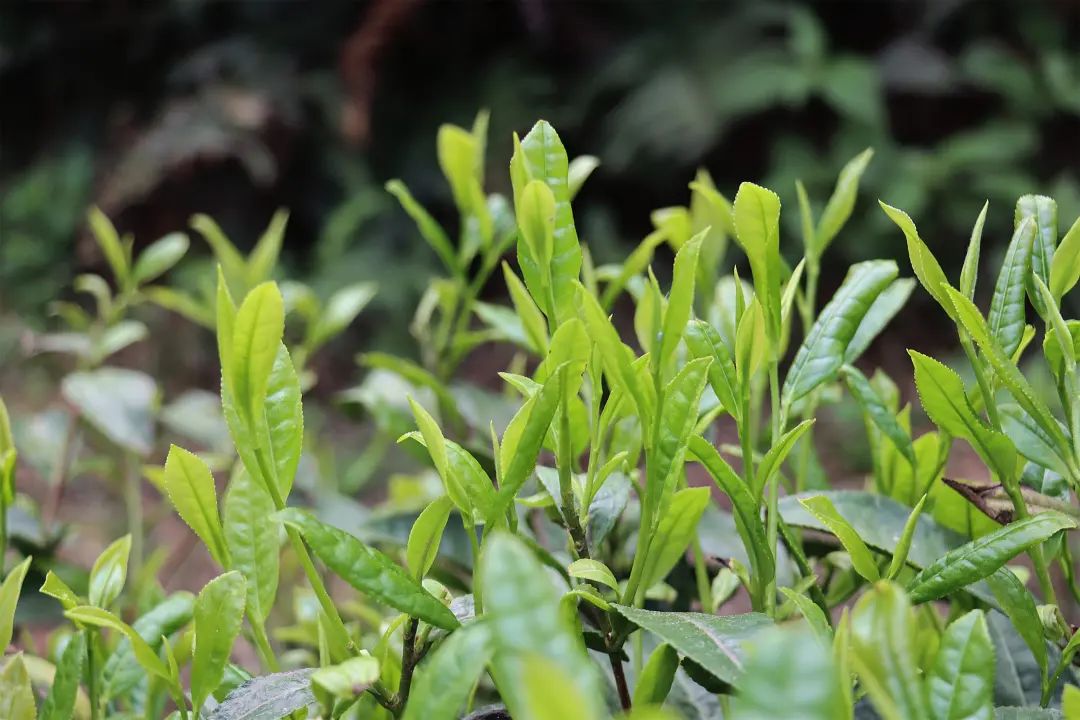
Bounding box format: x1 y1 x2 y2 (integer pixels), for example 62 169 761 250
906 512 1077 604
986 568 1048 698
512 121 582 326
308 283 376 351
1044 320 1080 379
245 209 288 288
842 364 916 468
163 445 229 567
778 588 832 644
999 404 1072 477
480 532 602 719
192 571 247 712
223 466 279 624
503 262 549 354
1063 685 1079 719
658 232 704 367
278 508 459 629
1034 274 1075 371
799 495 880 582
310 655 380 700
886 493 927 579
611 604 772 687
688 436 773 609
88 534 131 609
577 284 651 423
386 180 458 274
87 207 129 286
39 630 86 720
735 628 846 720
61 367 156 455
641 486 710 589
684 319 741 423
194 215 248 294
66 605 170 680
437 124 480 216
40 571 79 610
927 610 994 720
101 592 194 701
401 621 492 720
230 282 285 427
0 556 31 650
783 260 898 409
989 217 1036 357
1015 195 1056 317
849 581 929 720
518 180 558 314
813 148 873 258
0 654 35 720
735 298 767 384
634 643 680 707
880 202 957 320
733 182 783 343
407 495 454 580
518 654 601 720
754 418 815 502
845 278 915 363
568 155 600 199
1049 215 1080 300
960 202 988 300
208 668 315 720
909 350 1016 480
568 558 619 592
132 232 189 285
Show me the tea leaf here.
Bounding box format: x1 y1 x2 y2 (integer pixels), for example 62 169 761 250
880 202 956 319
89 534 131 609
195 216 247 293
658 231 703 367
999 404 1071 477
783 260 897 408
960 202 989 300
246 209 288 288
1034 274 1075 370
66 605 171 680
1049 214 1080 300
101 592 195 701
989 217 1036 357
927 610 994 720
39 630 86 720
577 284 651 423
885 493 927 579
1015 195 1056 317
0 556 31 650
278 508 459 629
402 621 493 720
308 283 376 351
845 278 916 364
754 418 815 502
192 571 247 712
230 282 285 427
163 445 229 567
88 207 129 286
223 467 279 624
386 180 458 274
133 232 189 285
641 486 710 589
778 588 832 644
0 654 35 720
568 559 619 592
841 364 916 468
684 319 741 423
40 571 79 610
568 155 600 199
906 511 1076 603
503 262 549 354
849 581 929 720
987 568 1048 696
634 643 680 707
519 655 600 720
310 655 380 700
813 147 873 258
799 495 880 582
735 628 846 720
612 604 772 687
61 367 156 455
733 182 783 342
208 668 316 720
437 124 480 216
735 298 767 384
407 495 454 580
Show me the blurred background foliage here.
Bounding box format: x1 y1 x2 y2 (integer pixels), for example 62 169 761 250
2 0 1079 364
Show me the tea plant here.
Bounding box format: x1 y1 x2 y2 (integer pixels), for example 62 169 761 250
1 117 1078 720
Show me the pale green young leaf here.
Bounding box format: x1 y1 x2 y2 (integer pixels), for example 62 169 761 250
567 155 600 199
407 397 463 509
0 654 35 720
308 283 376 351
1043 320 1080 380
192 571 247 712
886 493 927 579
407 495 454 580
437 124 480 215
735 628 847 720
279 508 459 629
163 445 229 567
778 588 832 644
633 643 679 707
519 654 602 720
754 418 815 502
194 215 248 293
999 404 1072 477
906 511 1076 603
1049 214 1080 300
567 558 619 592
684 319 740 423
223 466 279 624
386 180 458 274
100 592 193 701
813 147 873 257
310 655 380 700
796 179 815 255
849 581 929 720
39 630 86 720
40 571 80 610
880 202 957 319
518 180 557 284
799 495 880 582
66 605 171 680
0 556 31 650
844 278 915 363
733 182 783 342
216 265 237 376
1064 684 1079 719
246 209 288 288
577 284 651 423
402 621 492 720
89 534 131 609
641 486 710 589
735 297 767 384
87 207 129 286
503 262 549 354
783 260 898 409
927 610 994 720
600 230 666 309
988 217 1036 357
960 201 989 299
658 231 704 367
230 282 285 428
1015 195 1056 317
132 232 189 285
841 364 916 468
1033 274 1075 370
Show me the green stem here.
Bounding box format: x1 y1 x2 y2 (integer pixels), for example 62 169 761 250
765 361 783 617
961 335 1001 428
87 630 100 720
1001 477 1057 605
123 453 143 582
691 533 712 611
468 525 483 614
249 617 280 673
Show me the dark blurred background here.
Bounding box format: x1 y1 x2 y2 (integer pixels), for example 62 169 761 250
3 0 1080 351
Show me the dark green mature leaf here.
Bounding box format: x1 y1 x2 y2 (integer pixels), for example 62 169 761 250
842 364 916 468
192 572 247 712
989 218 1036 357
88 534 131 609
163 445 229 567
223 467 279 624
279 509 459 629
844 278 916 364
208 668 316 720
61 367 156 455
928 611 994 720
403 621 493 720
782 260 898 409
480 532 602 719
0 556 30 650
800 495 880 582
39 630 86 720
813 148 874 258
849 582 929 720
735 628 847 720
684 320 740 422
1049 214 1080 300
733 182 783 343
512 121 582 325
612 604 772 687
689 436 773 608
101 592 194 700
1015 195 1056 317
906 512 1076 603
986 568 1048 697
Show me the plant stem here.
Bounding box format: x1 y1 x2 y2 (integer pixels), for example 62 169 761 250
764 361 783 617
249 617 280 673
388 617 420 716
609 653 632 711
123 452 143 581
691 533 712 611
87 630 100 720
468 524 483 614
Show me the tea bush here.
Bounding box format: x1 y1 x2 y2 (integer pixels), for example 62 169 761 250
0 115 1078 719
